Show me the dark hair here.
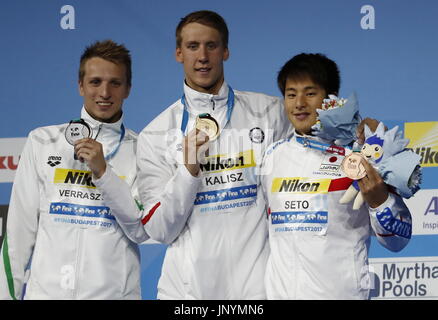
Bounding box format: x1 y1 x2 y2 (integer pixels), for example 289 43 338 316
175 10 229 48
79 39 132 86
277 53 340 96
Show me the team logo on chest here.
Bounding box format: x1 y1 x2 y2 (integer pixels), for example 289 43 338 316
47 155 62 167
319 153 343 172
317 145 345 174
249 127 265 144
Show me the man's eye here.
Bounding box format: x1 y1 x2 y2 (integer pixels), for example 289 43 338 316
111 81 121 87
207 43 217 50
287 94 296 99
90 79 100 85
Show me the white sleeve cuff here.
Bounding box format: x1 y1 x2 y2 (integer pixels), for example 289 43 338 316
92 165 112 187
368 193 396 215
178 164 203 180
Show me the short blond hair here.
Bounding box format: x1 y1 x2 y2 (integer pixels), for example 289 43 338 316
79 40 132 86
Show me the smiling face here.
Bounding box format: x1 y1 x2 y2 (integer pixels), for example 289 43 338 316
283 76 327 135
176 22 229 95
79 57 130 123
361 141 384 163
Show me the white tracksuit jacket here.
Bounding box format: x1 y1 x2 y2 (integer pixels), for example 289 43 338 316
135 81 292 299
261 132 412 300
0 107 147 300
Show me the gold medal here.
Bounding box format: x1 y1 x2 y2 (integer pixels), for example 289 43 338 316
341 152 367 180
195 113 219 141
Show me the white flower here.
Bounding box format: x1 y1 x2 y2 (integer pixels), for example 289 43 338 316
321 95 348 110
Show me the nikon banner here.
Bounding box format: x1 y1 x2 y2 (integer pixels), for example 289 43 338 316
405 122 438 168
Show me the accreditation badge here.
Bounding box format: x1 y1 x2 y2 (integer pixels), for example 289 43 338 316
269 177 331 236
195 113 219 141
341 152 367 180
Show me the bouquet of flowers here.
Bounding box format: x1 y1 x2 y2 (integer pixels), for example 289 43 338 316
311 93 361 146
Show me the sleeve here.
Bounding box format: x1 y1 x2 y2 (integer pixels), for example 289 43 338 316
93 167 149 244
136 128 202 244
271 98 293 142
0 133 39 300
259 150 271 215
368 192 412 252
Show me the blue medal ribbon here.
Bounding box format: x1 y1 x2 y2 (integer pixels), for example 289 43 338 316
104 124 125 161
295 136 347 155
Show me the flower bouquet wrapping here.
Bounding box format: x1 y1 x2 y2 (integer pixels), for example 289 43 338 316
311 93 361 146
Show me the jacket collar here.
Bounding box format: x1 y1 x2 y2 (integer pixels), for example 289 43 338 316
81 106 122 131
292 129 334 146
182 80 229 113
80 106 124 155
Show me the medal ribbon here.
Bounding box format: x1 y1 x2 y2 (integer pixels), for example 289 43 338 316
180 85 235 134
295 136 346 156
104 123 125 161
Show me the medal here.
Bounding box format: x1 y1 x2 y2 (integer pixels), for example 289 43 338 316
65 119 92 160
195 113 219 141
65 119 92 145
341 152 367 180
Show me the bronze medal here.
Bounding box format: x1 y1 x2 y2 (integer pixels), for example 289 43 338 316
341 152 367 180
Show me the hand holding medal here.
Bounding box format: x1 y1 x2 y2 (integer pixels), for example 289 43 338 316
355 158 389 209
182 113 219 177
340 151 389 209
65 118 108 178
183 125 211 177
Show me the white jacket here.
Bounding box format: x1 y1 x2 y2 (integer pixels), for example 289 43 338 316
0 107 146 300
136 81 292 299
261 132 412 300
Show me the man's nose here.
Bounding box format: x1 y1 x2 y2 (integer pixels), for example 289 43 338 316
295 95 306 109
198 45 209 63
99 83 111 99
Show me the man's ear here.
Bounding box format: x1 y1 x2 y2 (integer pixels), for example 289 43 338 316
175 47 183 63
223 47 230 61
78 80 84 96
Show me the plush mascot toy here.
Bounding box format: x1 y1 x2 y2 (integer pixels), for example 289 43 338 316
339 122 422 209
